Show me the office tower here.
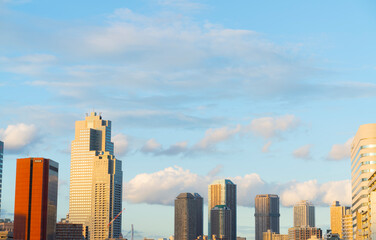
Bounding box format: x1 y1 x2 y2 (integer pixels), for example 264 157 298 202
210 205 232 240
0 141 3 215
342 209 353 240
288 226 322 240
208 179 236 240
56 222 84 240
293 200 315 227
69 112 122 239
330 201 350 239
254 194 280 240
174 193 203 240
13 158 58 240
351 124 376 238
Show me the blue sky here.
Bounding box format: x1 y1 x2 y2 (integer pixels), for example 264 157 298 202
1 0 376 239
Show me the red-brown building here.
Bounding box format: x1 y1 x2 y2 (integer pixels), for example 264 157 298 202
13 158 59 240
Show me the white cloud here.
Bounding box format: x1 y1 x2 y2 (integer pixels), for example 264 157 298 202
262 141 272 153
141 139 162 153
293 144 313 160
249 115 300 139
194 125 242 150
124 166 351 207
0 123 37 153
113 133 129 157
327 137 353 161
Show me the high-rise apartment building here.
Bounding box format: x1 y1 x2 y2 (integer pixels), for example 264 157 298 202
0 141 3 215
288 226 322 240
211 205 232 240
351 124 376 239
174 192 203 240
293 200 315 227
262 229 288 240
330 201 350 239
254 194 280 240
13 158 58 240
342 209 353 240
208 179 237 240
69 112 122 239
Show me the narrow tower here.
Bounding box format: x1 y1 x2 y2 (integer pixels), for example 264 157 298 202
293 200 315 227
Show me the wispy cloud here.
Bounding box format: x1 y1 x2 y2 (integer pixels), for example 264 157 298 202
293 144 313 160
327 137 353 161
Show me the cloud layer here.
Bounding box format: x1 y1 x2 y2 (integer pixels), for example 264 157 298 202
140 114 300 156
124 166 351 207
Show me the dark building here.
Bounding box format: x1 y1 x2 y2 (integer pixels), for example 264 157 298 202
13 158 58 240
211 205 232 240
174 192 203 240
56 222 84 240
254 194 280 240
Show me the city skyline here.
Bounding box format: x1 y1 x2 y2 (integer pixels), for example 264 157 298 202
1 0 376 239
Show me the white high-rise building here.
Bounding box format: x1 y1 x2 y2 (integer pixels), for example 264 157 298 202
69 112 122 239
351 124 376 238
293 200 315 227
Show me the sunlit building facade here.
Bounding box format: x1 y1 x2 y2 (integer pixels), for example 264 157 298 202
208 179 236 240
293 200 315 227
13 158 58 240
330 201 350 239
351 124 376 239
69 112 122 239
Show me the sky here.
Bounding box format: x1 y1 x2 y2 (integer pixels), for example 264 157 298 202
1 0 376 239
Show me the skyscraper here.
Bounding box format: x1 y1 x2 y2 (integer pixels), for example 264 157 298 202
293 200 315 227
330 201 350 239
208 179 236 240
174 193 203 240
0 141 3 215
69 112 122 239
210 205 232 240
254 194 280 240
351 124 376 238
13 158 58 240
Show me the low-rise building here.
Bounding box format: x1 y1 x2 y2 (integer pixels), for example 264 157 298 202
288 226 322 240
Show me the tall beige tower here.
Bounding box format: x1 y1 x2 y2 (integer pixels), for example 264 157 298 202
69 112 122 239
330 201 350 239
351 124 376 238
293 200 315 227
